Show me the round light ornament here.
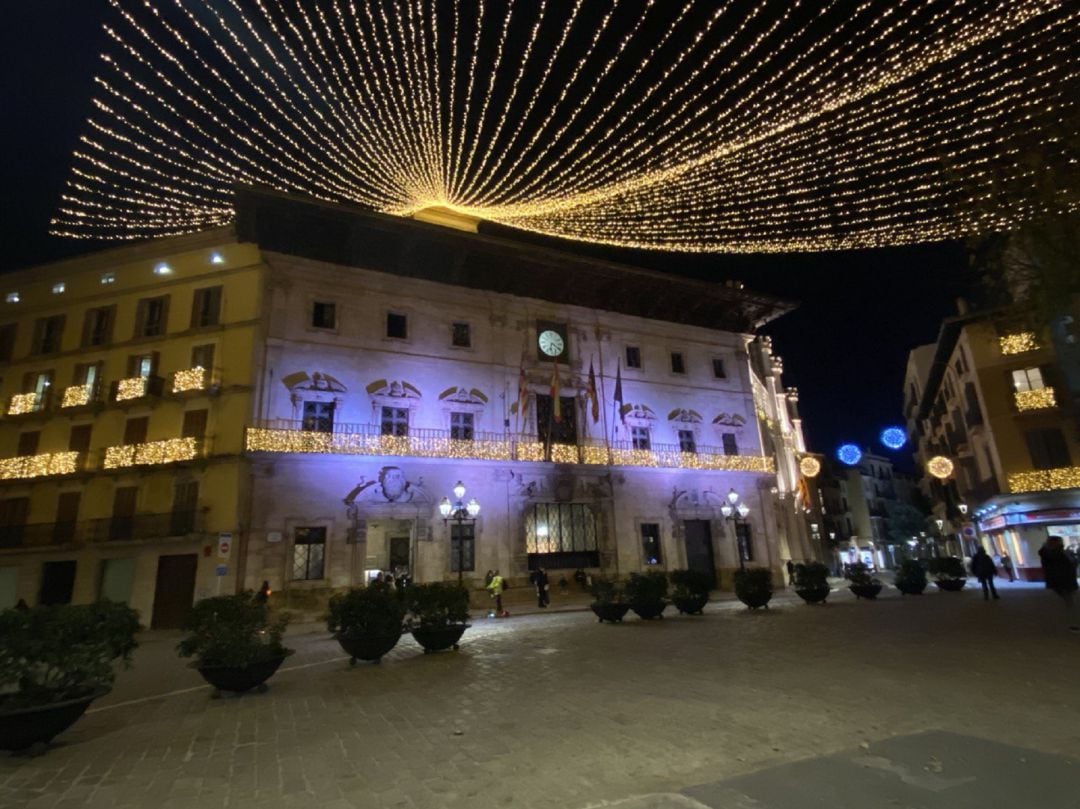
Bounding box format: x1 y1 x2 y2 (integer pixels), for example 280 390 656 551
799 456 822 478
837 444 862 466
538 329 564 357
880 427 907 450
927 456 954 480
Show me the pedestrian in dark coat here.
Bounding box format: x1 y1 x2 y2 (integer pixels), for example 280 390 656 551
530 567 550 608
786 560 795 585
1039 535 1079 631
1000 553 1015 582
970 548 999 601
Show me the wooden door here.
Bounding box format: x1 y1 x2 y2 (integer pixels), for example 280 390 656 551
151 553 198 629
683 520 716 588
39 560 77 605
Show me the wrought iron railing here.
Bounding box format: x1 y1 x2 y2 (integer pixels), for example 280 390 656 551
0 511 203 548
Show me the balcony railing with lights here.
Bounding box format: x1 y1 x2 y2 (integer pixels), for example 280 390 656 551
172 366 219 394
245 420 774 473
60 382 104 410
1008 466 1080 494
0 451 85 481
111 375 165 404
6 391 48 417
1014 388 1056 412
103 437 204 470
999 332 1039 355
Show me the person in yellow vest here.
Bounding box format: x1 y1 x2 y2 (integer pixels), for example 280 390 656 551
487 570 508 618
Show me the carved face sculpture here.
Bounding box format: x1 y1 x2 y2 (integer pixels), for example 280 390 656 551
379 466 407 501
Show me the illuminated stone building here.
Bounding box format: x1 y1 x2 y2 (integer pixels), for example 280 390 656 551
0 233 261 624
904 301 1080 579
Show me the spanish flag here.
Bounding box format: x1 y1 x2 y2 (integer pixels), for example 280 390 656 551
516 354 529 418
550 359 562 422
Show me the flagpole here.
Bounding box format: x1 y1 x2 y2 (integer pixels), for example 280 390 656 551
594 330 612 465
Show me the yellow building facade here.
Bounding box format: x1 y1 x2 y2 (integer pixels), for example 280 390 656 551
0 230 262 626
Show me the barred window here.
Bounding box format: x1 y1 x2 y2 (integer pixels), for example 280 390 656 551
292 527 326 580
450 411 474 440
525 503 599 570
450 523 475 572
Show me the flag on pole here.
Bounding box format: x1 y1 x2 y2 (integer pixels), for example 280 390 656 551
516 353 529 417
613 361 624 424
550 359 562 422
587 360 600 423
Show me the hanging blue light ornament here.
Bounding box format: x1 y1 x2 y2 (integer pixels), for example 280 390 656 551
837 444 863 466
880 427 907 450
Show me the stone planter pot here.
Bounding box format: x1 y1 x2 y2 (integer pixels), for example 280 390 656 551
849 583 883 600
591 602 631 623
896 580 927 595
935 578 967 592
0 687 108 752
672 593 709 615
630 601 668 620
735 587 772 610
197 656 287 696
411 623 469 653
335 630 403 665
795 586 831 604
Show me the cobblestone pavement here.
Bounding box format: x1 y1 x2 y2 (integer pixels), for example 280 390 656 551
2 582 1079 809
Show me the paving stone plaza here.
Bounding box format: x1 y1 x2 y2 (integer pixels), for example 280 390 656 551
2 583 1079 809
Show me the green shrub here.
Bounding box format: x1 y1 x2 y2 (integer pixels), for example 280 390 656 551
404 582 470 629
734 568 773 608
925 556 966 581
177 593 291 668
793 561 830 589
624 571 669 604
845 562 881 586
895 559 928 593
0 601 139 710
670 569 713 597
327 586 405 638
589 578 623 604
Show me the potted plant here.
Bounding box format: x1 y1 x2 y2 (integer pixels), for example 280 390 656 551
327 585 406 665
670 569 712 615
846 562 884 600
927 556 967 591
178 593 293 696
625 571 669 619
1 601 139 753
734 568 773 609
793 561 831 604
405 582 470 653
894 559 928 595
589 578 630 623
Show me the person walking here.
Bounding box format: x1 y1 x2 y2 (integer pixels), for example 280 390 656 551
786 560 795 586
531 567 550 608
1039 535 1079 631
1000 553 1015 582
971 548 999 601
487 569 508 617
255 580 272 605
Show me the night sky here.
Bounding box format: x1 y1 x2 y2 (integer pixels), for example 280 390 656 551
0 1 975 463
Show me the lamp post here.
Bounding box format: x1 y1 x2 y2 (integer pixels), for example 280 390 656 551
720 488 752 571
439 480 480 584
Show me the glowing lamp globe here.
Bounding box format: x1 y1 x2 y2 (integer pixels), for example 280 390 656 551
799 457 822 478
837 444 862 466
438 497 452 518
927 456 954 480
453 481 466 500
466 498 481 518
880 427 907 450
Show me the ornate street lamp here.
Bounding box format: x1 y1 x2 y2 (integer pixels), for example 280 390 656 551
440 481 480 583
720 488 752 570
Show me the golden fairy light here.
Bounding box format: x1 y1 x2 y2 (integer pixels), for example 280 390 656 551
927 455 954 480
799 456 822 478
51 1 1079 253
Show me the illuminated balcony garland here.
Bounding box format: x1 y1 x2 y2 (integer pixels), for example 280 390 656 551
104 437 198 469
999 332 1039 355
116 377 148 402
0 452 80 481
61 384 93 408
172 367 207 393
245 428 774 473
1008 467 1080 494
1015 388 1056 412
7 393 42 416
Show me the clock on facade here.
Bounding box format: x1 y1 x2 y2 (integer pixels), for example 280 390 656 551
538 329 565 357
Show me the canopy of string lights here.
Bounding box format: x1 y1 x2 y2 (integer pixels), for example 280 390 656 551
53 0 1079 253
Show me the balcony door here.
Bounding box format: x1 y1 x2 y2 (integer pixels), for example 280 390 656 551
535 394 577 446
682 520 716 588
151 554 197 629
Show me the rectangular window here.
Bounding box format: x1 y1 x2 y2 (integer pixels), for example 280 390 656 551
678 429 697 453
73 361 102 390
381 406 409 437
525 502 599 569
190 286 222 328
0 323 16 362
16 431 40 457
82 306 115 348
386 312 408 339
54 492 81 544
451 321 471 348
311 301 336 330
450 411 474 440
69 424 92 454
670 352 685 374
181 409 208 439
640 522 662 565
722 433 739 455
170 481 198 535
23 370 53 397
631 426 651 450
625 346 642 369
1025 428 1071 470
302 401 335 433
712 358 727 379
0 497 30 547
736 522 754 562
450 523 476 572
32 315 65 355
110 486 138 541
128 352 157 378
292 526 326 581
123 416 149 446
191 343 216 371
1012 367 1045 392
135 296 170 337
536 394 577 447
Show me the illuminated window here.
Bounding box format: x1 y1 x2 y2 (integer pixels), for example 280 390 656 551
52 283 66 295
524 503 599 569
625 346 641 369
1011 367 1045 392
129 353 156 378
381 406 409 437
670 352 685 374
640 523 662 565
451 321 471 348
678 430 696 454
302 401 334 433
292 527 326 581
450 412 474 440
631 426 651 450
100 273 116 285
5 292 19 304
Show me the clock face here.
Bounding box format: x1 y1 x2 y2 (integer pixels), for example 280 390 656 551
538 329 565 357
